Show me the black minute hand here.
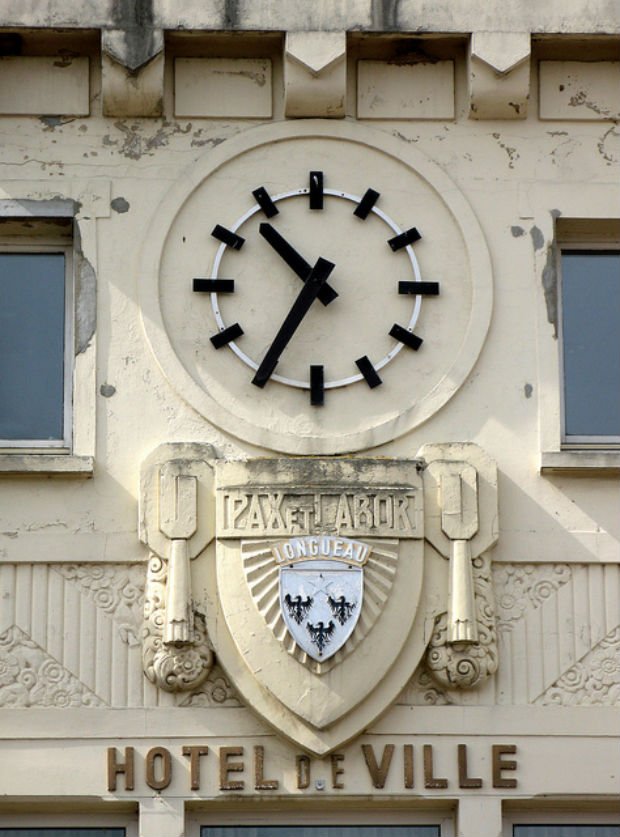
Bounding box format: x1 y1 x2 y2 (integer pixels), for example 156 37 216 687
252 257 335 388
259 222 338 306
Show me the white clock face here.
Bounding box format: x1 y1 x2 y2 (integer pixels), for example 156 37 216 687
141 121 492 454
203 181 432 399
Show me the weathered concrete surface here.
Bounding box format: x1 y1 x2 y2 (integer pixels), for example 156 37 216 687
2 0 619 33
0 4 617 834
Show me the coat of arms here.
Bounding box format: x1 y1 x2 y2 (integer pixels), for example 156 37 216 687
206 458 427 754
275 535 369 662
140 446 500 757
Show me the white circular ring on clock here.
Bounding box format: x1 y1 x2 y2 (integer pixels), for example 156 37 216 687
210 186 422 390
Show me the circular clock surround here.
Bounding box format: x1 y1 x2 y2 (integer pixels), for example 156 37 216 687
140 120 493 454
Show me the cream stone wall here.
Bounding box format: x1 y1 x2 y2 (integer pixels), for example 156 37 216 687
0 2 618 837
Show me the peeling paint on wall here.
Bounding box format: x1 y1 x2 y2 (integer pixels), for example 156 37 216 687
541 244 558 338
74 222 96 355
110 197 130 213
102 120 193 159
598 125 620 164
529 225 545 251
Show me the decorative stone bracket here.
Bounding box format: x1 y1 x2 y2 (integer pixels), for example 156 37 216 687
419 442 499 688
284 31 346 118
139 443 215 692
101 29 164 117
468 32 531 120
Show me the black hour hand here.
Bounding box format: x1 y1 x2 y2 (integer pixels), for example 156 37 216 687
259 223 338 306
252 257 335 388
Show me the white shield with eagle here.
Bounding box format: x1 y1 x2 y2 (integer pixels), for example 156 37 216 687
275 536 369 661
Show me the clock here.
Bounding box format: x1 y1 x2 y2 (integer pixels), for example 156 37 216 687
140 121 492 454
196 174 439 405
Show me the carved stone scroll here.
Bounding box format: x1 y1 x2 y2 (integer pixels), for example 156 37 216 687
139 443 215 692
418 442 499 688
142 554 213 692
426 551 498 688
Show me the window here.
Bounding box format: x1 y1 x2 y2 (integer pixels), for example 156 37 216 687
201 829 441 837
506 809 620 837
0 205 97 474
560 249 620 444
539 217 620 473
0 245 72 447
0 831 125 836
190 810 453 837
514 827 620 837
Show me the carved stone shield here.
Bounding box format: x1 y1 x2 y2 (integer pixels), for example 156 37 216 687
204 458 429 756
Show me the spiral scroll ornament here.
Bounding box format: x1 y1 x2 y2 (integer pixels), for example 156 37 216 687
425 552 498 689
142 554 213 692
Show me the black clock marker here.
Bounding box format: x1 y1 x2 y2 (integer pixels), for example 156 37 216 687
212 224 245 250
210 322 244 349
398 281 440 296
310 365 325 406
355 356 382 389
388 227 421 252
252 257 335 388
252 186 279 218
193 278 235 293
259 222 338 306
309 171 324 210
390 323 423 350
354 188 380 220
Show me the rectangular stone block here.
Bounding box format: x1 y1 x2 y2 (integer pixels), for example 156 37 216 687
174 58 272 118
0 56 89 116
539 60 620 120
357 60 454 120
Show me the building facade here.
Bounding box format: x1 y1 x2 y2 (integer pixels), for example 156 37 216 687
0 1 618 835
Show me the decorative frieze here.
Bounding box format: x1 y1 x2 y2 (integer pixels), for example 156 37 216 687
0 625 104 708
538 625 620 706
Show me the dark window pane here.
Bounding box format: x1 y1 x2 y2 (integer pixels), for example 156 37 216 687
201 828 440 837
561 251 620 437
514 827 620 837
0 830 124 836
0 253 66 440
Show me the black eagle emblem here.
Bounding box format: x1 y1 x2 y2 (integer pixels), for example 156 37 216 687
284 594 313 625
306 620 336 655
328 594 357 625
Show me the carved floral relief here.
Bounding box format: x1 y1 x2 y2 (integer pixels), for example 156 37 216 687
0 625 104 708
538 625 620 706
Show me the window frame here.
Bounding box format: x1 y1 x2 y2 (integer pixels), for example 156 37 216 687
536 211 620 476
0 238 74 451
187 806 455 837
0 193 103 476
503 809 620 837
0 813 137 837
557 242 620 448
